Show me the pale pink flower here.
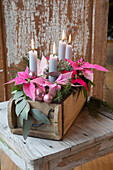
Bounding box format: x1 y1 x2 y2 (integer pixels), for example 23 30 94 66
37 56 48 76
55 72 73 85
31 77 61 97
83 69 93 82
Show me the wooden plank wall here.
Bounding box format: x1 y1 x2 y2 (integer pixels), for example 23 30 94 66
0 2 7 101
0 0 109 101
93 0 109 99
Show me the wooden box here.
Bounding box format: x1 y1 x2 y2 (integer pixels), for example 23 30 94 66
7 90 86 140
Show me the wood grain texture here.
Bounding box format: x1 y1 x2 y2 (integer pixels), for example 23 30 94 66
0 0 109 100
1 0 96 100
63 90 86 135
0 1 7 101
2 0 87 66
1 150 20 170
93 0 109 99
1 150 113 170
1 102 113 169
1 146 113 170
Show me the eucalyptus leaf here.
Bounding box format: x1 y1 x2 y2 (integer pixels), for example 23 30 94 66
23 117 32 140
21 102 30 120
14 91 24 100
31 109 50 124
19 114 23 127
15 96 25 105
15 99 27 116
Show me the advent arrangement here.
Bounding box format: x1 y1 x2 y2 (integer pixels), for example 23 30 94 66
6 30 108 140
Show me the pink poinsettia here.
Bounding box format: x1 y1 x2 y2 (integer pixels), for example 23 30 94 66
72 77 89 92
66 58 108 72
65 58 108 91
6 68 61 100
65 59 82 70
81 62 108 72
23 83 35 101
76 58 84 63
83 69 93 82
31 77 51 87
72 70 77 78
7 67 28 85
31 77 61 97
55 72 73 85
6 67 35 101
49 84 61 97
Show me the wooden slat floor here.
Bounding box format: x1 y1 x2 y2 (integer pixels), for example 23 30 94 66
0 150 113 170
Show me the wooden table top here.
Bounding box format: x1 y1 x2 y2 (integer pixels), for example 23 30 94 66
0 101 113 170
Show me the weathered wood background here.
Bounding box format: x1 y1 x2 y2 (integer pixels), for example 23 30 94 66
0 0 109 101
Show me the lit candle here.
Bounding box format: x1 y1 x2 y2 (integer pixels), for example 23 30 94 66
29 39 37 74
58 30 66 61
65 34 72 60
49 42 57 83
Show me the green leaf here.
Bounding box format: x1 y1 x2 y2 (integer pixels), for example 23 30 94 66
82 87 87 98
53 90 63 103
89 80 95 86
19 114 23 127
11 84 19 93
21 102 30 120
31 109 50 124
23 117 32 140
14 91 24 100
15 99 27 116
15 96 25 105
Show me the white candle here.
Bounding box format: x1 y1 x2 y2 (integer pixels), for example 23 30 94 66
49 43 57 83
66 34 72 60
29 39 37 74
58 30 66 61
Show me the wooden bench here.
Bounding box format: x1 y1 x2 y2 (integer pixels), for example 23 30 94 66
0 101 113 170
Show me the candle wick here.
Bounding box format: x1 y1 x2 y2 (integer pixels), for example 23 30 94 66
32 49 34 52
68 42 71 45
62 39 65 42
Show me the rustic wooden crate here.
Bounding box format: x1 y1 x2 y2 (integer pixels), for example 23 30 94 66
7 90 86 140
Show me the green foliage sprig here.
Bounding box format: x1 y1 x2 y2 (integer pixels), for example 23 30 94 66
53 81 72 103
86 97 113 118
57 60 73 72
14 91 50 139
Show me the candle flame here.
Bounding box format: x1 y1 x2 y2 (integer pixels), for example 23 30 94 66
68 34 71 44
53 42 56 55
62 30 65 41
31 39 34 50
